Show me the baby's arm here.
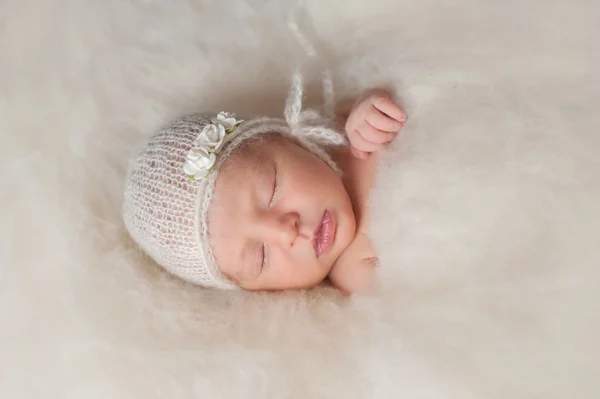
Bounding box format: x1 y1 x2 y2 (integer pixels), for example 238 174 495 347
328 149 379 294
328 232 378 294
328 91 406 294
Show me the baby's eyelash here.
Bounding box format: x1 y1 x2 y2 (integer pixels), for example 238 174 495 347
261 243 269 270
269 169 279 207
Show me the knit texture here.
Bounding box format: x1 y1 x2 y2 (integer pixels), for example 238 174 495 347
123 114 228 288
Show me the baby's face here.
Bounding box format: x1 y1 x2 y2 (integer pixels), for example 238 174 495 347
208 136 356 290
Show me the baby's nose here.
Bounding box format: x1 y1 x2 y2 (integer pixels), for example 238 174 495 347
267 212 299 247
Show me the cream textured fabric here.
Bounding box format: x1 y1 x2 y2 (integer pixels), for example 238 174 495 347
4 0 600 397
122 98 346 288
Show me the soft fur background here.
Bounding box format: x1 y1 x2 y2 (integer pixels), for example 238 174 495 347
1 0 599 398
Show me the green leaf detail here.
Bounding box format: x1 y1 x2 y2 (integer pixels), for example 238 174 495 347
226 121 244 135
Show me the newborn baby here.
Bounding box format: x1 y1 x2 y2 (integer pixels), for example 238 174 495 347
123 86 405 294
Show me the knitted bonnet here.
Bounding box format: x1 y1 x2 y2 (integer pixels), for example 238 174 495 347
122 8 345 288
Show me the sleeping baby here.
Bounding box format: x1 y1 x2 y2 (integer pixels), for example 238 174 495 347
123 74 406 294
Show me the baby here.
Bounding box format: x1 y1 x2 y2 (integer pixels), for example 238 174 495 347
123 81 405 294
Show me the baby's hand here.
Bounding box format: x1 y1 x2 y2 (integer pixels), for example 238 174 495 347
345 90 406 159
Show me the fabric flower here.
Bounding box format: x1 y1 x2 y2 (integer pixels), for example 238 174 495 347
194 123 227 152
183 147 217 180
183 111 245 181
213 112 244 131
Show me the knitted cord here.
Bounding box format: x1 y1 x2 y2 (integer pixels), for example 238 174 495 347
284 1 344 148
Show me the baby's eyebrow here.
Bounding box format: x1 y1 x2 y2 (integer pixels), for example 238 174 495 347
231 242 255 283
249 153 266 174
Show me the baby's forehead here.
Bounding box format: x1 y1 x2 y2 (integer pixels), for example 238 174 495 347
222 143 268 176
210 143 271 210
223 133 291 170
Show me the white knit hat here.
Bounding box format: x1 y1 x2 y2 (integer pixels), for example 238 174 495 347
123 3 346 288
122 71 347 288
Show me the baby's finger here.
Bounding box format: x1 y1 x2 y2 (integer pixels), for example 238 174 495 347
351 128 387 152
367 107 405 132
358 122 396 144
372 96 406 122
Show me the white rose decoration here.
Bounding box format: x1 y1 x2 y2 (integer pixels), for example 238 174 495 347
213 112 244 131
183 147 217 180
194 123 226 152
183 111 245 181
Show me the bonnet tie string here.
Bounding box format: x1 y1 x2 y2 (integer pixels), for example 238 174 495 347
283 2 346 147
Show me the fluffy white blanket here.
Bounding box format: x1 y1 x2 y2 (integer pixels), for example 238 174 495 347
2 0 599 398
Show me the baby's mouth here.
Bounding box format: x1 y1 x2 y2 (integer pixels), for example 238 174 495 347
313 210 336 258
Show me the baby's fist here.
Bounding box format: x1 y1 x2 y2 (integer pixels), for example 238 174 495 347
345 91 406 159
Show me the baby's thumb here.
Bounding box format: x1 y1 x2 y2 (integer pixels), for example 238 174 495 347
351 147 369 159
